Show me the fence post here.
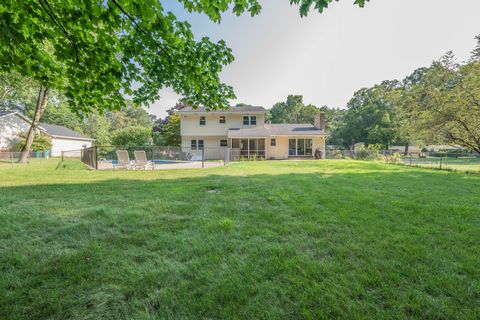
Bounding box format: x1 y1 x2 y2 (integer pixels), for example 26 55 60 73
440 155 443 170
61 151 64 162
95 146 98 170
152 145 155 170
202 148 205 168
409 154 412 166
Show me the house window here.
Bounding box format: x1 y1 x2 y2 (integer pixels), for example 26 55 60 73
199 116 206 125
271 138 276 147
243 115 257 125
219 116 226 124
191 139 204 150
220 139 228 147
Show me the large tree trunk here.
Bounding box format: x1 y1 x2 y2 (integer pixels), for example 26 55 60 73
18 86 49 163
404 142 409 156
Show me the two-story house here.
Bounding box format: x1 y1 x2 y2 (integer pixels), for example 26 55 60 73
178 106 327 160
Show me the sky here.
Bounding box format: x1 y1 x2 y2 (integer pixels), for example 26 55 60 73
148 0 480 118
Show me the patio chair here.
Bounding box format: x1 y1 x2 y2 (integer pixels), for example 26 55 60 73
115 150 132 170
133 150 154 170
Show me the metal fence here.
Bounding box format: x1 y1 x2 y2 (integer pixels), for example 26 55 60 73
0 151 50 164
401 153 480 171
70 146 229 170
324 148 480 172
79 147 97 169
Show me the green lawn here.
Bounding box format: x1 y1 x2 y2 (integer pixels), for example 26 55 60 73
1 160 479 319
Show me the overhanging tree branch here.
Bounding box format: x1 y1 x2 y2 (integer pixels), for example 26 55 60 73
110 0 172 60
37 0 79 62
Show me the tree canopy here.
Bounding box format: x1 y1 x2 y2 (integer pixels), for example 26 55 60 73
268 95 319 124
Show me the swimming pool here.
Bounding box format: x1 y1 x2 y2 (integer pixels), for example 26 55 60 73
107 159 194 165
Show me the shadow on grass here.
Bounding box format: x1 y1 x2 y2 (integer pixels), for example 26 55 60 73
1 169 479 319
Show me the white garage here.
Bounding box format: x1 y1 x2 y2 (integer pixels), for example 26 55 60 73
39 123 94 156
0 111 94 156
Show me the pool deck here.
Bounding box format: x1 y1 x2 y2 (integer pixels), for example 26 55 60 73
97 160 224 170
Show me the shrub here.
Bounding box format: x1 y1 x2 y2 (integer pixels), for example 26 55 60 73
13 132 52 151
111 126 153 148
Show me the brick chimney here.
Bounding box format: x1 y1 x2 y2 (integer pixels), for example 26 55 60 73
314 112 326 131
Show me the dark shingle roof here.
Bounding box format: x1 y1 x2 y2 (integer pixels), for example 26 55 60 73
179 106 266 113
39 123 94 140
228 124 327 138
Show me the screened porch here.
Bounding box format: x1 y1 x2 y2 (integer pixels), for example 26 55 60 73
230 138 266 160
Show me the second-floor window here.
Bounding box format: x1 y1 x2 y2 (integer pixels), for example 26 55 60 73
243 115 257 125
219 116 226 124
199 116 206 125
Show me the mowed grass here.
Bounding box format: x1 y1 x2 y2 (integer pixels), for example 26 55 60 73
0 159 479 319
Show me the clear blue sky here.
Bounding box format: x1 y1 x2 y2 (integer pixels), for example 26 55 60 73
149 0 480 117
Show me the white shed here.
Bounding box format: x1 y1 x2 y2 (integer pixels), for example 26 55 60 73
39 123 94 156
0 111 94 156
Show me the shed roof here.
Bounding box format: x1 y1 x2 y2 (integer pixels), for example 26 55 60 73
39 123 94 141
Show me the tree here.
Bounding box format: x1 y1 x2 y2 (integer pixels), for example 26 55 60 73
81 113 112 147
153 100 185 146
290 0 368 16
1 0 367 162
1 1 233 162
471 34 480 61
108 102 153 130
0 72 37 113
319 106 346 146
400 54 480 153
268 95 320 124
111 126 153 148
13 132 52 152
336 81 402 149
162 113 181 146
38 94 84 133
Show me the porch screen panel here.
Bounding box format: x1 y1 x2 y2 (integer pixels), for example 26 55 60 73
240 139 248 150
257 139 265 150
249 139 257 151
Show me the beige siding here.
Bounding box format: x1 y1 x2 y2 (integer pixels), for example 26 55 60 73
180 113 265 137
267 136 326 160
181 136 228 160
267 136 289 159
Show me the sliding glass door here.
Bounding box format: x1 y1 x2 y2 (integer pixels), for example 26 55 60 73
289 139 313 156
289 139 296 156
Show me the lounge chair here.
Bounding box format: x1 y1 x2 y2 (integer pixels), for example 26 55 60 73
133 150 154 170
115 150 132 170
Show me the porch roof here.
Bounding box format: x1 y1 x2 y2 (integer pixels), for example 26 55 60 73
227 124 327 138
